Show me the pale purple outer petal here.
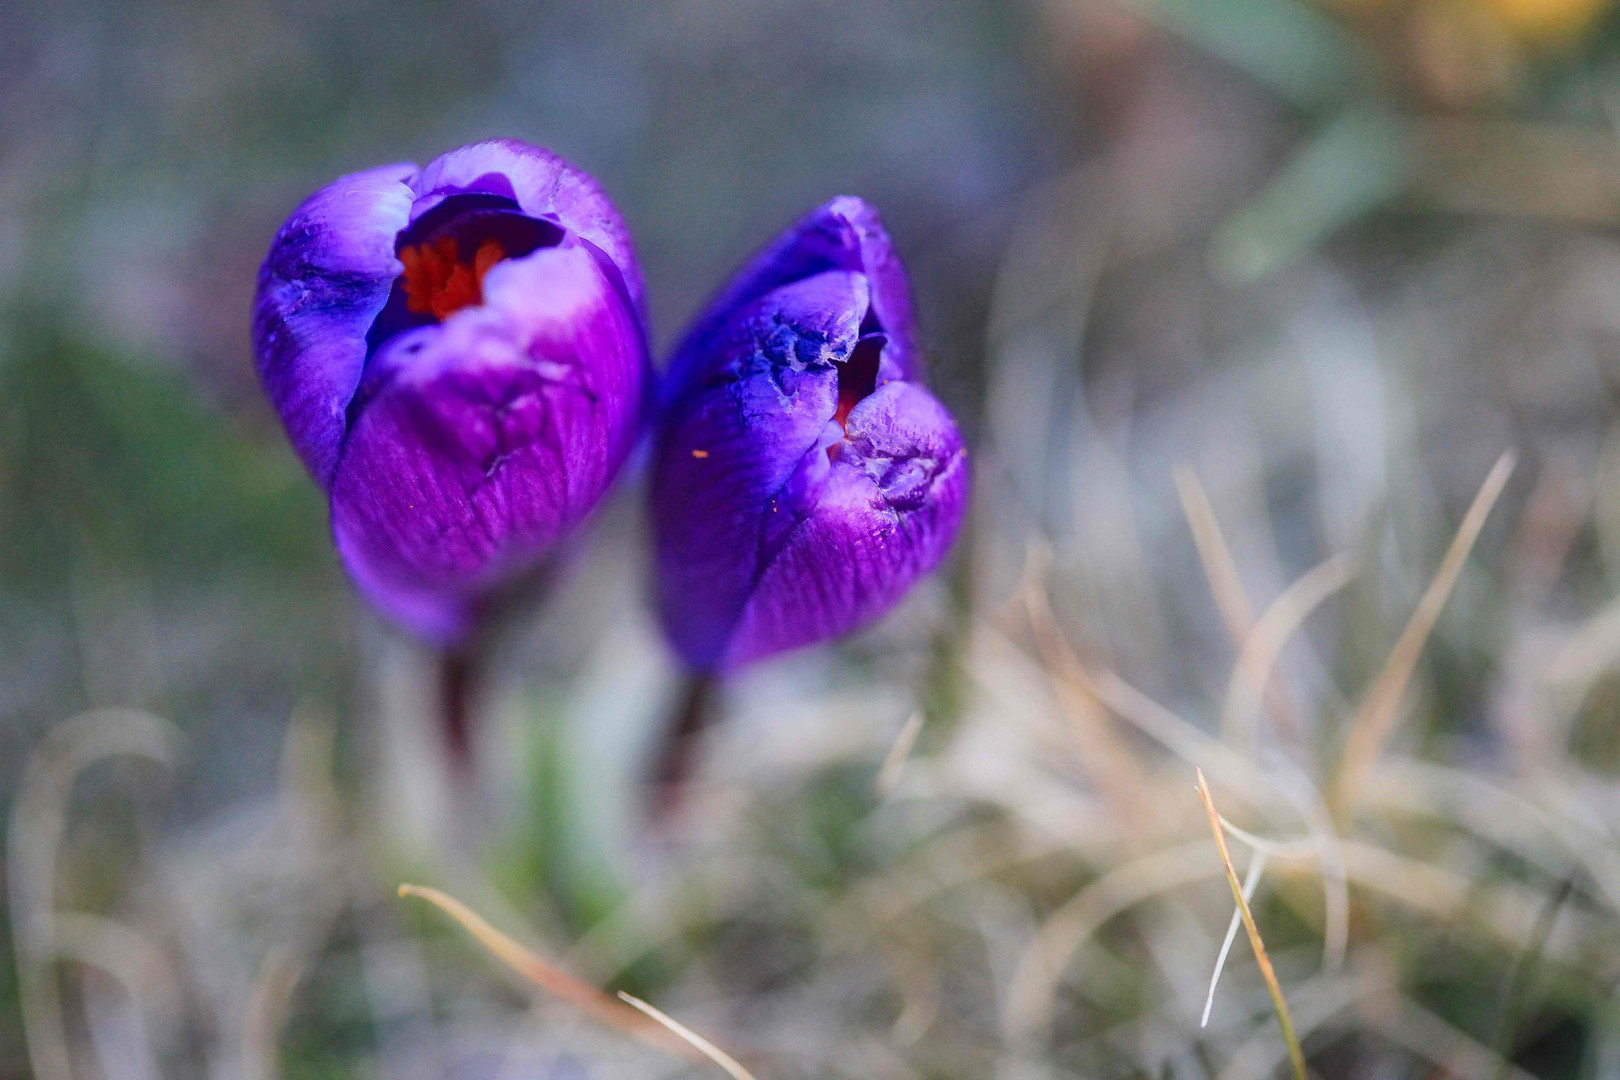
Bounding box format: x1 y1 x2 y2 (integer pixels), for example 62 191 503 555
662 196 918 406
413 139 646 320
252 162 417 485
652 254 968 672
331 242 644 642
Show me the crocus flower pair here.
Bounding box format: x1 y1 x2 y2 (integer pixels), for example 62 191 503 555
253 140 968 675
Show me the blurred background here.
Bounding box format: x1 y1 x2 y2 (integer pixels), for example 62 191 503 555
7 0 1620 1076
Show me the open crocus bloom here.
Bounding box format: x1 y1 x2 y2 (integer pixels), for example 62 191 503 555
253 140 647 643
651 197 969 672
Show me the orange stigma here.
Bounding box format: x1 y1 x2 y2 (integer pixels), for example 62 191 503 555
399 236 507 320
833 387 861 431
829 335 883 453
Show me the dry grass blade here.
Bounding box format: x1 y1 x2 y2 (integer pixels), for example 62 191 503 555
1002 840 1221 1044
1222 791 1350 975
396 884 694 1059
1196 769 1307 1080
1493 877 1574 1080
874 710 925 798
243 947 300 1080
1019 545 1277 803
1179 465 1312 752
1087 668 1279 804
9 709 182 1080
1021 545 1153 814
1175 465 1256 643
1380 996 1541 1080
1332 451 1516 820
1221 551 1356 751
1215 972 1362 1080
1217 816 1316 860
617 992 760 1080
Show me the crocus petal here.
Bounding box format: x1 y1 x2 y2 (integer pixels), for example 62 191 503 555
413 139 645 320
253 162 417 485
663 196 918 407
653 196 969 673
652 267 870 666
253 142 649 644
330 241 644 642
653 268 964 670
721 381 968 668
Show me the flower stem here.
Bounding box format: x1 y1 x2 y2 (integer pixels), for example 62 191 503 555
646 674 714 821
440 648 477 768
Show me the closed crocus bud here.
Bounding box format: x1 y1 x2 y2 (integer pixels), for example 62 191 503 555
651 198 969 672
253 140 647 643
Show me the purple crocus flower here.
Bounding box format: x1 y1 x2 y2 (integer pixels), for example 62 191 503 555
253 140 647 643
651 197 969 673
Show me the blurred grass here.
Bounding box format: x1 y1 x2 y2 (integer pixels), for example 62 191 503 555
8 0 1620 1077
0 307 328 591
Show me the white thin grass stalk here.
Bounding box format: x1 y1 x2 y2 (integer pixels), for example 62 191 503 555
873 711 925 798
1220 552 1356 751
1220 780 1351 977
1332 451 1516 820
396 885 694 1060
1202 850 1268 1027
617 992 759 1080
1196 769 1307 1080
